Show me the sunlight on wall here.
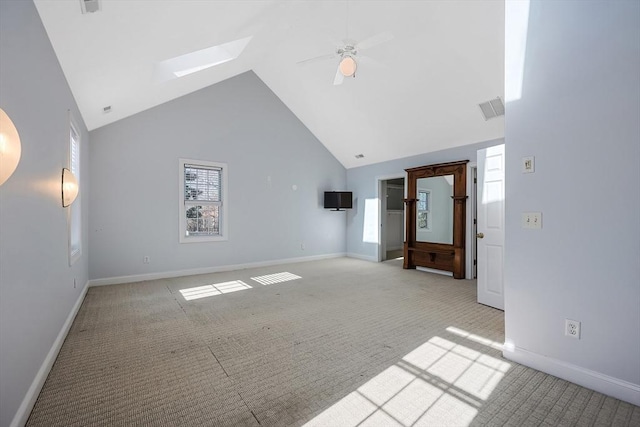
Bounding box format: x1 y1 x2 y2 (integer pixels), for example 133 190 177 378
505 0 530 102
503 339 516 353
251 272 302 285
179 280 252 300
481 145 505 206
362 198 380 244
305 332 511 427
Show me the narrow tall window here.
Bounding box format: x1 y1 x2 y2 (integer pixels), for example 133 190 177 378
179 159 228 243
417 190 431 230
69 119 82 264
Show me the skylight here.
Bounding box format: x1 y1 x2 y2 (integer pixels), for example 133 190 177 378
156 36 252 81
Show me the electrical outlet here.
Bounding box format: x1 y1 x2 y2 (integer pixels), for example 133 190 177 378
521 212 542 229
143 256 150 264
565 319 581 339
300 242 305 250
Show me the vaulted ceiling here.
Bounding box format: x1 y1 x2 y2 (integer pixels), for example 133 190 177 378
34 0 504 169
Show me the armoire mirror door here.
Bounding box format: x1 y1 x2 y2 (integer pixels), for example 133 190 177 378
404 160 468 278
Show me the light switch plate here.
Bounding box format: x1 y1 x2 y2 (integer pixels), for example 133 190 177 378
522 156 535 173
522 212 542 229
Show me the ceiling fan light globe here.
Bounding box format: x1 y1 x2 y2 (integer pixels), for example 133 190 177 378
339 56 357 77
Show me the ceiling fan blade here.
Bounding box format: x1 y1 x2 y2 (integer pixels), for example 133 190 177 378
358 55 388 70
333 65 345 85
357 31 394 50
296 52 338 65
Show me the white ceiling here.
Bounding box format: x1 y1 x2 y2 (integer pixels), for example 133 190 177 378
34 0 505 169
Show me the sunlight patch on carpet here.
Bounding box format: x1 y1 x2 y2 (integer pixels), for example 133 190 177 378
250 272 302 286
179 280 252 300
304 332 511 426
446 326 504 351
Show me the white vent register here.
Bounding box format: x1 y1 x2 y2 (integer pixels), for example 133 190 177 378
479 97 505 120
80 0 101 14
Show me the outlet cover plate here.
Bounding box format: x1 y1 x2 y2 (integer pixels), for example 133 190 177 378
565 319 581 339
522 212 542 229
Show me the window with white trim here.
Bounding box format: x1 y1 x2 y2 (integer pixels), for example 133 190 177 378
69 119 82 264
179 159 228 243
417 190 431 230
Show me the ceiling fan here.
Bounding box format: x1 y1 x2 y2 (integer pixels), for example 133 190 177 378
297 31 394 85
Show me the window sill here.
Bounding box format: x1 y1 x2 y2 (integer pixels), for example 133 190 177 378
179 235 228 244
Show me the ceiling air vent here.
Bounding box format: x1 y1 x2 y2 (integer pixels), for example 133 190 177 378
80 0 101 14
479 97 505 120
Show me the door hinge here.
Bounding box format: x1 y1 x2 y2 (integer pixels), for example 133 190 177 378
473 219 477 225
473 259 477 266
474 178 477 184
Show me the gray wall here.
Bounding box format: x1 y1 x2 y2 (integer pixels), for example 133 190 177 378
0 1 90 426
346 139 503 260
504 0 639 395
89 71 346 280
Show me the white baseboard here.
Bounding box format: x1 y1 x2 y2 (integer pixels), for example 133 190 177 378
503 345 640 406
10 280 89 427
346 252 378 262
89 253 347 287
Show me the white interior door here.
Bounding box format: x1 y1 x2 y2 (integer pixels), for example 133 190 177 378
477 144 505 310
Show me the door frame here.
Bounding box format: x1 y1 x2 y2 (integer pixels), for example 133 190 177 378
376 173 406 262
466 162 477 279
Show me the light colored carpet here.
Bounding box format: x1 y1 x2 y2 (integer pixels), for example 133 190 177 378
27 257 639 426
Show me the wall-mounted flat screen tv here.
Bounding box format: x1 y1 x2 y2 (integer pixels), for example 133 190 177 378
324 191 353 211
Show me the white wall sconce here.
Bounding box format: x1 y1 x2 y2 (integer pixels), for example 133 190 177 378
61 168 79 207
0 108 22 186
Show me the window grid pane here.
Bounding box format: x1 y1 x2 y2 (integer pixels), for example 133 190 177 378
418 212 429 229
69 121 81 261
186 204 220 235
417 191 430 230
185 166 221 202
70 132 80 177
418 191 429 211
